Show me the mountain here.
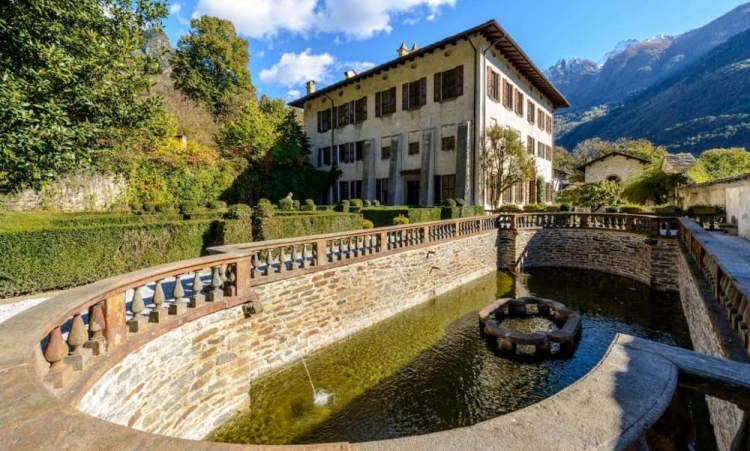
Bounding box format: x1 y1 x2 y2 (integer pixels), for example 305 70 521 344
556 27 750 155
142 29 173 74
550 3 750 112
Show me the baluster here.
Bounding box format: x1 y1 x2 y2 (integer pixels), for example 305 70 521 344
329 240 336 260
208 266 224 301
278 247 287 273
291 245 299 270
128 286 148 331
65 313 89 371
149 279 167 323
169 274 187 315
224 264 237 296
189 270 205 307
265 249 273 275
302 244 310 268
86 302 106 355
251 252 260 278
44 325 69 376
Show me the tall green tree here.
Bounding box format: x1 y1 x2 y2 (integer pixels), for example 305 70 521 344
688 147 750 183
170 16 254 118
557 181 622 212
480 125 536 208
622 164 687 205
0 0 169 193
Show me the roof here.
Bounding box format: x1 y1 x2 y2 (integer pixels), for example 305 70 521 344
577 151 650 172
288 20 570 110
661 153 697 174
680 172 750 189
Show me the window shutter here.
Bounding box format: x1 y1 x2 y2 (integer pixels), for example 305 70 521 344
317 148 322 167
375 92 382 117
487 67 493 98
494 73 500 101
402 82 409 110
317 111 322 132
455 65 463 97
362 97 367 120
434 72 441 102
390 86 396 112
349 101 355 124
332 106 339 128
419 77 427 106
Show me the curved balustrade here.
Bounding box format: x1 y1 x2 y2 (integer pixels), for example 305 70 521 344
498 212 679 237
31 215 499 392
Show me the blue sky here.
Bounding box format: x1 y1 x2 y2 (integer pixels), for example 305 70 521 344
161 0 749 101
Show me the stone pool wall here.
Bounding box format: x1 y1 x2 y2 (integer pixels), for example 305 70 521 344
676 243 748 451
77 230 500 440
499 228 680 292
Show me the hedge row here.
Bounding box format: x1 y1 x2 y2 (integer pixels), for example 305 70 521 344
0 212 364 297
362 206 485 227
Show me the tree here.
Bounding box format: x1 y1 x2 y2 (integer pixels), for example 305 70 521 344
480 125 536 208
0 0 169 193
170 16 254 118
571 138 667 166
622 164 687 205
556 181 622 212
216 100 279 161
688 147 750 183
553 146 583 183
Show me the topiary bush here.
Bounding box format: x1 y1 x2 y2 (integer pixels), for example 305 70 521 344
559 203 572 212
372 199 381 207
224 203 253 220
523 203 546 212
155 203 176 213
300 199 316 212
179 201 198 215
499 203 522 213
619 204 645 214
455 198 466 207
442 198 457 207
206 200 227 210
362 219 374 229
363 200 372 207
254 199 275 218
605 206 619 213
278 197 294 211
350 199 363 207
335 200 350 213
393 216 410 225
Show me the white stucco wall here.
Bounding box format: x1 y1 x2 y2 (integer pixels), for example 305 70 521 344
676 177 750 241
583 154 647 184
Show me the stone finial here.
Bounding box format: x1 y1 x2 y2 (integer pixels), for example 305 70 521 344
411 42 419 51
397 42 410 57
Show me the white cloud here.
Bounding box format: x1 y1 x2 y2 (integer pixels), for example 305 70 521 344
169 2 182 14
257 51 266 58
195 0 456 40
287 89 302 99
336 60 376 74
260 49 335 88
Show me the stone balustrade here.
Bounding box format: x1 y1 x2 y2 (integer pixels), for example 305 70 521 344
496 212 679 237
31 215 498 395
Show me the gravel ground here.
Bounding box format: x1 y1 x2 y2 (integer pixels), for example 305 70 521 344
0 298 49 324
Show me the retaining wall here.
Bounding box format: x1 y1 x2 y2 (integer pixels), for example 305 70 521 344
78 230 500 439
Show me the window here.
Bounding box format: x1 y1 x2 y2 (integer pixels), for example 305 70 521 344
317 148 322 167
442 136 455 151
352 180 362 199
514 89 524 116
434 66 464 102
503 187 512 203
527 136 535 155
515 184 525 204
502 79 513 109
355 141 364 162
487 68 500 101
354 97 367 123
528 179 536 204
546 182 552 203
375 87 397 116
402 78 427 110
408 141 420 155
538 110 544 129
381 145 391 160
546 114 553 134
323 146 331 165
335 102 350 127
546 144 553 160
527 101 536 124
317 108 332 132
376 178 389 204
339 142 355 163
338 180 350 201
434 174 456 203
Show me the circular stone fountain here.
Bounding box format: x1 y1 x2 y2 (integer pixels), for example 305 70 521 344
478 297 582 355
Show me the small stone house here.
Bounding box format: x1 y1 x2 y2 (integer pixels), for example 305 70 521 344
577 151 650 184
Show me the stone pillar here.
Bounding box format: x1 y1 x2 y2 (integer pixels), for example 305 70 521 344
455 121 471 202
388 134 403 205
419 128 435 206
362 139 376 200
104 292 127 348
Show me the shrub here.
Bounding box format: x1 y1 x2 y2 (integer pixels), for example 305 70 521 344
393 216 410 225
455 198 466 207
292 199 300 211
372 199 381 207
460 205 485 217
350 199 363 207
442 198 457 207
179 201 198 215
278 197 293 210
522 203 545 212
206 200 226 210
257 213 363 241
499 203 522 213
441 206 460 220
363 200 372 207
142 202 157 213
300 199 316 212
254 200 275 218
155 203 175 213
653 204 683 216
224 203 254 220
559 203 572 212
362 219 374 229
335 200 350 213
619 204 645 214
604 206 619 213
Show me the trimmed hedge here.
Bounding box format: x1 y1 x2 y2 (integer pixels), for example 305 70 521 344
460 205 485 217
258 213 363 241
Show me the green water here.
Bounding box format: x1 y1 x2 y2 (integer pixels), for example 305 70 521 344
208 268 713 447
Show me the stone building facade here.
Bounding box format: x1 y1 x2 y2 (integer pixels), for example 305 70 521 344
289 20 569 208
578 151 649 184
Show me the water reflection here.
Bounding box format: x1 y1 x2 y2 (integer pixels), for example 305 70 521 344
209 268 707 447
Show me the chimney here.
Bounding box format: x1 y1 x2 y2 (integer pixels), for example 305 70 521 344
411 42 419 52
344 70 357 79
397 42 410 57
306 80 316 95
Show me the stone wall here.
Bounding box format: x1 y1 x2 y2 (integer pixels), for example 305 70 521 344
77 230 500 440
1 171 126 211
500 228 679 292
583 153 646 184
675 175 750 241
675 243 748 451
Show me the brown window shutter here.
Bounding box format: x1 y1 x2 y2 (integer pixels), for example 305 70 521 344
402 82 409 110
455 65 463 96
375 91 381 117
362 96 367 120
434 72 441 102
487 66 493 98
317 111 322 132
419 77 427 106
389 86 396 112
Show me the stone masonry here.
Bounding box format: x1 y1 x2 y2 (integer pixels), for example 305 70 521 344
78 230 500 440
